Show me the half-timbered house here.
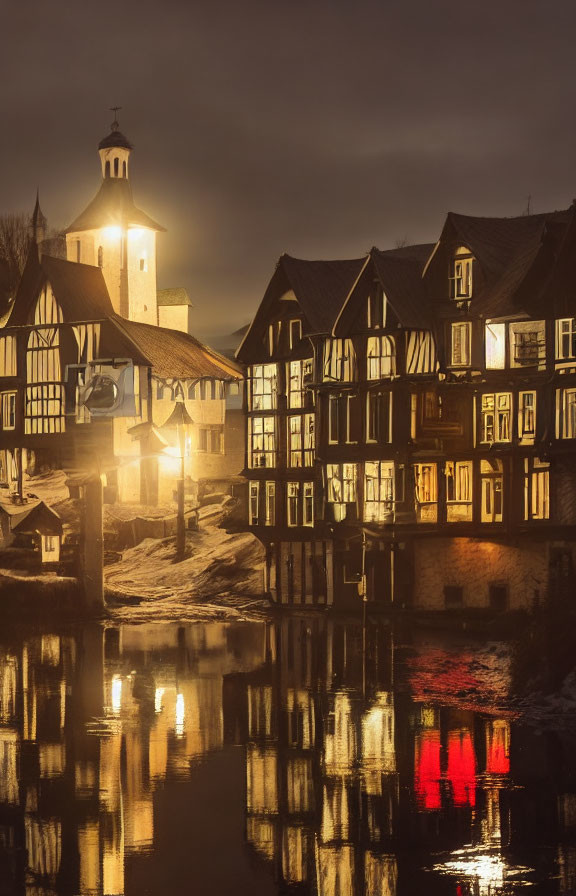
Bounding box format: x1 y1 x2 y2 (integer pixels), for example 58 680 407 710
0 248 241 506
238 204 576 611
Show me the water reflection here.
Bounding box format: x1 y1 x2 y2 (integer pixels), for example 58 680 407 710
0 618 573 894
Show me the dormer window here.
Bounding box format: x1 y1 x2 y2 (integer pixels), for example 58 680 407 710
449 247 473 300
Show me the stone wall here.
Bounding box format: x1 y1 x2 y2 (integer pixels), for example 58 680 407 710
413 537 550 611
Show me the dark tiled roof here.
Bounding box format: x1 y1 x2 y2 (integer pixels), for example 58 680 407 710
8 253 115 325
370 246 434 328
66 178 165 233
279 254 365 333
157 287 193 307
98 129 133 150
110 317 242 380
446 210 569 277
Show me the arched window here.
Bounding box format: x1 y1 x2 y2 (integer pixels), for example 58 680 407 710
450 246 473 300
97 246 103 268
114 157 119 177
105 160 111 178
367 335 396 379
122 160 127 177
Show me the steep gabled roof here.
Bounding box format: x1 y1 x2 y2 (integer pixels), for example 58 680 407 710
371 244 435 328
65 177 165 233
236 253 366 362
110 317 242 380
444 210 569 278
279 254 366 333
333 243 435 334
8 252 115 326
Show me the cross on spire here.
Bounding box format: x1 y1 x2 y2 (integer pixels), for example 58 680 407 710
109 106 122 130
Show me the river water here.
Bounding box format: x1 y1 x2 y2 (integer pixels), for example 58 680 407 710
0 615 573 895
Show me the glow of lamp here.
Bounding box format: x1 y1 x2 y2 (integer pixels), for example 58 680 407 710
175 693 185 737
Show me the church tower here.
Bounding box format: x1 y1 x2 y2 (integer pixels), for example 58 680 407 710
65 114 165 325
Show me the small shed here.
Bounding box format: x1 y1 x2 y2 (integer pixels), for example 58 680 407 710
0 501 63 563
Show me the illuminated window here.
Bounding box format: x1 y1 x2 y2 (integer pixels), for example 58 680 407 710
287 358 313 408
451 322 471 367
414 463 437 504
323 338 355 381
449 247 473 299
445 461 473 522
287 414 315 466
265 482 275 525
518 391 536 442
1 392 16 430
249 417 276 467
364 461 395 523
480 459 503 523
97 246 103 268
556 318 576 360
524 457 549 520
485 323 505 369
481 393 511 443
413 462 438 523
367 335 395 379
0 336 16 377
367 390 392 443
249 364 277 410
557 388 576 439
326 463 357 522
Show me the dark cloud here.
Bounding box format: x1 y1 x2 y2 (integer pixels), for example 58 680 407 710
2 0 576 336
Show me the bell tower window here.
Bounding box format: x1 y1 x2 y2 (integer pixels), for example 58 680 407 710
114 157 119 177
123 161 127 177
105 160 110 178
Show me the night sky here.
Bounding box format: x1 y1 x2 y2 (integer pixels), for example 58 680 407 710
2 0 576 338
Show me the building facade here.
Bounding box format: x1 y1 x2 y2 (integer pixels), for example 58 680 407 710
238 207 576 610
0 122 243 508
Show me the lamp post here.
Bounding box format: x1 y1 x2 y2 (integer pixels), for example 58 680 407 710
161 400 194 561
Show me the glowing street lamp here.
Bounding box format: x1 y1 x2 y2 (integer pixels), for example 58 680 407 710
161 400 194 561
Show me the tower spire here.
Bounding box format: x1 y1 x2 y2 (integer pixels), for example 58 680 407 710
109 106 122 131
29 190 47 251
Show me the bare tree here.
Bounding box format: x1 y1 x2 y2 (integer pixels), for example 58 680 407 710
0 213 30 300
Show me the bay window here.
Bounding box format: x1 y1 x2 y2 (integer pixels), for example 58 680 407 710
323 339 355 382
